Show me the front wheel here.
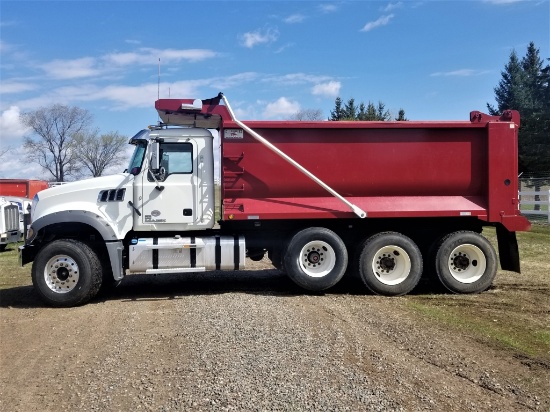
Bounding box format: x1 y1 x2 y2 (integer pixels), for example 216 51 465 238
358 232 423 296
435 231 497 294
284 227 348 291
32 239 103 307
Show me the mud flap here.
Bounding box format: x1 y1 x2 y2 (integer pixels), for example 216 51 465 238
496 224 521 273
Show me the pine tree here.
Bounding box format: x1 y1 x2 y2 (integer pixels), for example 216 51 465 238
487 50 526 115
395 109 407 121
329 97 345 120
343 98 357 120
487 42 550 172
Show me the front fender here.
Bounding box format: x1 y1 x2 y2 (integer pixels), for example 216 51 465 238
25 211 125 281
30 210 119 243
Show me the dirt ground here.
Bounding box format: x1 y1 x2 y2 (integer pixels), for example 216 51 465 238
1 258 549 411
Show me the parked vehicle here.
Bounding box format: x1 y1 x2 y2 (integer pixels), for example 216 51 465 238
1 197 20 251
2 196 31 234
0 179 49 200
20 94 531 306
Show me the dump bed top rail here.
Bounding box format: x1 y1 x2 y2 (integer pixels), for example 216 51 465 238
155 93 520 129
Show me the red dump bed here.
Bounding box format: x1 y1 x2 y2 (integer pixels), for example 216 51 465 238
156 97 530 232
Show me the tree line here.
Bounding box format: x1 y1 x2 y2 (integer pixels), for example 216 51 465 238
21 105 127 182
329 98 407 121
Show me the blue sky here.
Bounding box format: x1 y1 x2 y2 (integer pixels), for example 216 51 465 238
0 0 549 180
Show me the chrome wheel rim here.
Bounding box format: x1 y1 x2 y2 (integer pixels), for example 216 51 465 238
44 255 80 293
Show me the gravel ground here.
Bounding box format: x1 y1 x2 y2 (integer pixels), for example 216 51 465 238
1 261 548 411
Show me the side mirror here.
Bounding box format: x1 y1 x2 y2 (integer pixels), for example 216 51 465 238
150 142 160 170
130 167 141 176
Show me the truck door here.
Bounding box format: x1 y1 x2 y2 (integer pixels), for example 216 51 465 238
140 141 197 225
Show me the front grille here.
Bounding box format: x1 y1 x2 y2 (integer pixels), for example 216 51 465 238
98 188 126 202
3 205 19 232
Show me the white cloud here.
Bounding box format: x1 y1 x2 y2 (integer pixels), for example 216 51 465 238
0 106 30 139
382 2 403 12
104 48 217 66
0 40 11 53
0 81 37 94
430 69 492 77
311 81 341 97
284 14 305 23
41 57 100 80
266 73 333 86
360 14 395 32
263 97 300 118
240 28 279 48
39 48 218 80
319 4 338 13
0 145 45 180
8 72 261 112
483 0 526 3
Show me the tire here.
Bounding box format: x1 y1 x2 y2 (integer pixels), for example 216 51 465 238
0 244 6 252
31 239 103 307
435 231 497 294
358 232 423 296
284 227 348 291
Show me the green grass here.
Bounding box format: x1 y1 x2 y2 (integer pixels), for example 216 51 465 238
0 242 32 290
407 300 549 358
407 224 550 361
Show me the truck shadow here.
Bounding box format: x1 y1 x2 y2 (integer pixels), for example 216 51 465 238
0 270 449 309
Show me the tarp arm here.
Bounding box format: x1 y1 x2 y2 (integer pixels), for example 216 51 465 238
220 94 367 218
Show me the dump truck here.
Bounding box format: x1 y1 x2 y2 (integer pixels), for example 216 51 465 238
19 94 531 306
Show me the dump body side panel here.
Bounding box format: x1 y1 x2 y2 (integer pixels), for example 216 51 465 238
220 120 529 231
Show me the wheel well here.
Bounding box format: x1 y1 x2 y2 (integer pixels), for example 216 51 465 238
33 223 111 275
37 222 105 244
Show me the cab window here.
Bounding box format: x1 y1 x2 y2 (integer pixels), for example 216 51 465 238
149 142 193 181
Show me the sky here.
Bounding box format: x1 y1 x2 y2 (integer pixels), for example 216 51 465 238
0 0 549 180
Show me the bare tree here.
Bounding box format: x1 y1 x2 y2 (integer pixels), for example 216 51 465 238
290 108 324 121
22 104 93 182
73 130 128 177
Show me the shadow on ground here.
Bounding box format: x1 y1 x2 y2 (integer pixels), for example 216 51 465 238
0 269 450 309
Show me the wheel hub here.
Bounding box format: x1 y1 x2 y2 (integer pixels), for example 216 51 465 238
378 255 396 272
44 255 80 293
306 250 322 265
452 253 472 271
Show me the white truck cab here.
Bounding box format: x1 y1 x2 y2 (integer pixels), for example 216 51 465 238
20 126 226 306
131 127 215 232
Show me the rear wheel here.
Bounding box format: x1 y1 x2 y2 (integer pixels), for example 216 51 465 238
284 227 348 291
435 231 497 293
358 232 423 296
32 239 103 307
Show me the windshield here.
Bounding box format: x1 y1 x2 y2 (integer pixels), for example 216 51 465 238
127 130 149 173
